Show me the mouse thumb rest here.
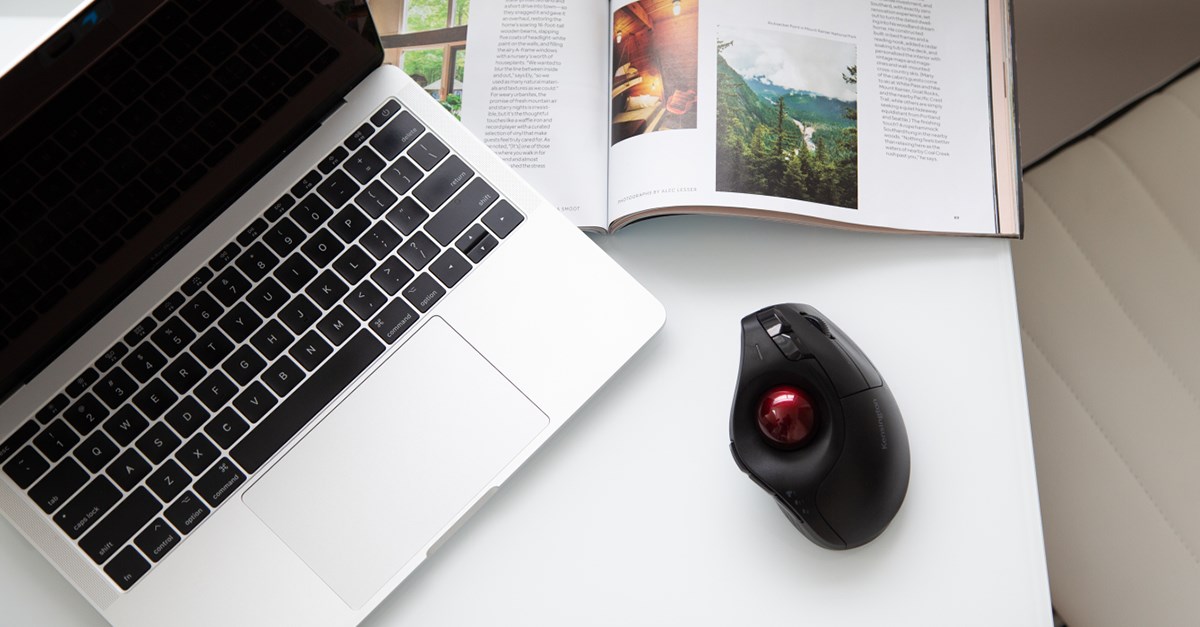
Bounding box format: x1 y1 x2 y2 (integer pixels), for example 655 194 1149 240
729 304 910 550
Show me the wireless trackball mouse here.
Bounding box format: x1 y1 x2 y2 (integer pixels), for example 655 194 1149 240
729 304 910 549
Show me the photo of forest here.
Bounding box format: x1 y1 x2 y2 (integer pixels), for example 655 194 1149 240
715 27 858 209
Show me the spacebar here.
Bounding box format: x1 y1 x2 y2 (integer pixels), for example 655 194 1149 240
232 330 384 473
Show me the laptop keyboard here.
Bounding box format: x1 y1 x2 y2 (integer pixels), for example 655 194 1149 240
0 99 525 591
0 0 337 350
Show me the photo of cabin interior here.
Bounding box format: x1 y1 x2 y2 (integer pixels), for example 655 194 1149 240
611 0 699 146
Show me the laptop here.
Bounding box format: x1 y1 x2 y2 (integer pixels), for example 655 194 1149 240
0 1 664 624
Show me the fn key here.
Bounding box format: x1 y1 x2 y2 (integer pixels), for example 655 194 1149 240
105 546 150 590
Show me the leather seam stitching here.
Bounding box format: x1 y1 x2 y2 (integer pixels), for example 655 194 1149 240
1021 329 1200 567
1023 181 1200 414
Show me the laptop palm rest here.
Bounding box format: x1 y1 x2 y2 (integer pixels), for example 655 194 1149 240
242 316 548 609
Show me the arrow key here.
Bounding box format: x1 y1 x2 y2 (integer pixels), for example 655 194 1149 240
429 249 470 288
135 517 180 562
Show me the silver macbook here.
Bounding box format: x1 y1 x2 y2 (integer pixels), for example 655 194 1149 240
0 1 664 624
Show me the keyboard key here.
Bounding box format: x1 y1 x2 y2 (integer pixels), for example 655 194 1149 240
29 458 88 514
290 170 322 198
222 345 266 386
177 434 219 476
329 205 372 243
289 331 332 371
291 194 333 232
413 155 473 211
274 253 318 292
123 342 168 383
3 447 48 489
36 395 70 425
234 242 279 282
344 283 386 320
247 277 290 317
106 449 152 491
455 224 488 255
261 357 304 397
136 423 182 465
370 257 415 296
95 342 130 373
464 233 498 263
398 231 438 271
370 110 424 160
409 133 449 171
95 368 138 409
233 382 277 423
217 302 263 343
265 194 296 222
360 222 401 259
237 217 269 247
54 477 121 539
135 518 180 563
182 267 214 297
301 228 344 268
344 146 385 184
210 267 252 307
250 319 294 360
332 245 373 284
344 123 372 150
103 406 149 447
34 420 79 462
195 457 245 508
381 156 422 197
354 180 397 218
426 178 499 246
279 295 321 334
317 306 357 346
152 292 186 322
233 331 384 473
162 352 207 394
165 397 210 438
132 379 178 420
402 273 445 313
316 169 358 208
80 487 162 564
369 100 400 126
104 546 151 590
368 299 418 345
150 317 196 358
76 431 120 473
263 217 305 256
208 242 240 272
205 409 249 449
384 197 429 236
305 270 350 310
165 492 209 534
146 460 188 503
0 421 38 464
66 368 100 398
192 328 234 369
180 291 223 332
318 146 348 174
195 371 237 412
65 394 109 435
483 200 524 238
430 249 470 288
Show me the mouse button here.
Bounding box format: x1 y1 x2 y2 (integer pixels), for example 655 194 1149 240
833 340 882 390
770 332 806 361
756 310 791 337
774 495 846 550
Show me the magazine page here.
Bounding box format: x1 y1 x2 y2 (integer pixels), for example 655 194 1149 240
606 0 1000 235
371 0 610 229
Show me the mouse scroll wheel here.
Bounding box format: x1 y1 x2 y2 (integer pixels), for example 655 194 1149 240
802 314 833 338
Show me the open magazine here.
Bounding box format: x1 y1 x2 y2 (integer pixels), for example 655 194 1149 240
370 0 1020 237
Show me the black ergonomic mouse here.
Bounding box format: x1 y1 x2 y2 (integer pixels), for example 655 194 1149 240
729 304 910 549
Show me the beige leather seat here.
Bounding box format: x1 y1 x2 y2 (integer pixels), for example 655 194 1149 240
1014 68 1200 626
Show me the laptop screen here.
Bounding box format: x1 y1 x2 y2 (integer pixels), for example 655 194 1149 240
0 0 382 400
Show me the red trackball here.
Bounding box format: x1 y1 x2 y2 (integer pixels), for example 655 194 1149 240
757 385 816 447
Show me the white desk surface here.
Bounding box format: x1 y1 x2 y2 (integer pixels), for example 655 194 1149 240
0 8 1051 626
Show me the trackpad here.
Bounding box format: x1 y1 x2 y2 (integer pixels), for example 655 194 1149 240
243 317 547 609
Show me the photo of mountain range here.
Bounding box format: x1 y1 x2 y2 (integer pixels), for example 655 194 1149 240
715 26 858 209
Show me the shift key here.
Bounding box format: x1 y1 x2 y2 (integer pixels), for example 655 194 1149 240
79 487 162 564
425 178 499 246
